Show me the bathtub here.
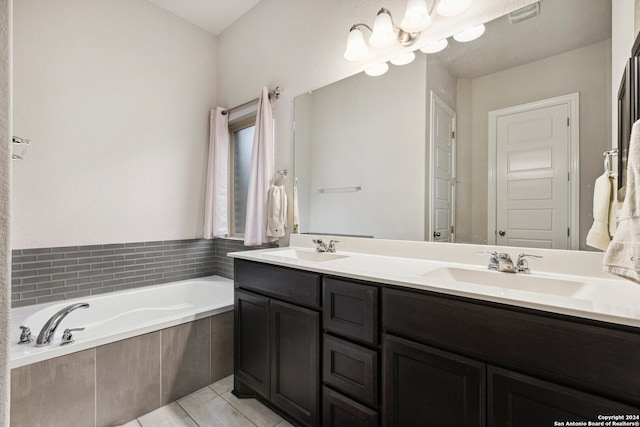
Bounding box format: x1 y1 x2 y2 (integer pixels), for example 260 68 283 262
10 275 234 369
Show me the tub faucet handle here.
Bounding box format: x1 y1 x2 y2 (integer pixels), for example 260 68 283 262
18 326 33 344
61 327 84 346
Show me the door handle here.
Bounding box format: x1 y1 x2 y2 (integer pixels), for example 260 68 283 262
433 231 441 237
498 230 506 236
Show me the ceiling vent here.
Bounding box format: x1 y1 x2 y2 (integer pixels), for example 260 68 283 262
508 2 540 24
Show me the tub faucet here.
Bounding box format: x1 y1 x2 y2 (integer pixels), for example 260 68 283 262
36 303 89 347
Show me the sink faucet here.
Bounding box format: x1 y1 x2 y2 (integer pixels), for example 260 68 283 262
480 251 515 273
36 303 89 347
516 253 543 274
312 239 340 253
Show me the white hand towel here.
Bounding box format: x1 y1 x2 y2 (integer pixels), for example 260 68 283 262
586 171 613 251
267 184 287 238
604 120 640 282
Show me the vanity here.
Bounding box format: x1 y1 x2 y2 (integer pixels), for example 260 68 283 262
230 236 640 427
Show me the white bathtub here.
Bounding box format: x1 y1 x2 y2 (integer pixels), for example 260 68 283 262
10 275 234 369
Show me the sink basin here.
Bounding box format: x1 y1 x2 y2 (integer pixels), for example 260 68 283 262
264 249 349 263
422 267 586 297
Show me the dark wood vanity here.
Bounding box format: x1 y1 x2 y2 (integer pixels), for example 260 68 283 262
233 259 640 426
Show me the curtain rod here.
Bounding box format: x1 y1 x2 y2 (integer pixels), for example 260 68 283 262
221 86 283 116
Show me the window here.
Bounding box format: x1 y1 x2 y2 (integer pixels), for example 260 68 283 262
229 117 256 236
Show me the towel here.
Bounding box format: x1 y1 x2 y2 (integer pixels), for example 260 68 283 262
604 120 640 282
293 186 300 233
267 184 287 238
586 171 614 251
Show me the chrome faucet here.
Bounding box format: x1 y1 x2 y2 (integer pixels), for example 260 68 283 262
516 253 543 274
480 251 515 273
312 239 340 253
36 303 89 346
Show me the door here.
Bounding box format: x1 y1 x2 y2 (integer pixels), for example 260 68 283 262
489 94 578 249
383 334 486 427
234 289 270 398
489 366 640 427
429 92 456 242
271 299 320 427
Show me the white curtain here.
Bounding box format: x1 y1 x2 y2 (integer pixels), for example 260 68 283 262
203 107 230 239
244 87 275 246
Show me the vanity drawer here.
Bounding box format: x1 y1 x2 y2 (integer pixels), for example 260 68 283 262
383 287 640 405
323 386 378 427
234 259 321 308
323 278 378 346
323 334 378 408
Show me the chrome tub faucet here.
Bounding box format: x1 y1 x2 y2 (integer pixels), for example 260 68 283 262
36 302 89 346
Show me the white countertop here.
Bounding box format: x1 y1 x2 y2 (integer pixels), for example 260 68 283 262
229 235 640 328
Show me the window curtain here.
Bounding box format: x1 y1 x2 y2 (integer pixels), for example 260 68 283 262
203 107 230 239
244 87 276 246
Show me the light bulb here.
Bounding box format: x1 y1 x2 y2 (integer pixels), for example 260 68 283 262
370 9 397 48
365 62 389 77
344 27 369 61
419 39 448 54
436 0 473 17
390 51 416 66
453 24 485 42
401 0 431 33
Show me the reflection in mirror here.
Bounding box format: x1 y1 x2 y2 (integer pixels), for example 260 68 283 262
294 0 611 251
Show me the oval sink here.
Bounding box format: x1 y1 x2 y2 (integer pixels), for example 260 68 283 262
263 249 349 263
422 267 586 297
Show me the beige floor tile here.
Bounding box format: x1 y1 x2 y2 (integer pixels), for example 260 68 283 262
138 402 198 427
210 374 234 395
275 420 295 427
221 391 283 427
117 420 142 427
178 386 256 427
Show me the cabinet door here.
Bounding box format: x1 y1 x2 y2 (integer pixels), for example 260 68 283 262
489 366 640 427
383 334 486 427
323 386 378 427
234 289 270 398
271 299 320 427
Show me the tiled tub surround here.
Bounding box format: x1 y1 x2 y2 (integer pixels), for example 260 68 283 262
11 311 234 427
11 238 275 308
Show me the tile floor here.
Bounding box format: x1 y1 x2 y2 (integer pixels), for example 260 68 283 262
119 375 294 427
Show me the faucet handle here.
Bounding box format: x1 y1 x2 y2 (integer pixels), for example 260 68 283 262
18 326 33 344
516 253 543 273
478 251 499 270
61 327 84 346
328 240 340 252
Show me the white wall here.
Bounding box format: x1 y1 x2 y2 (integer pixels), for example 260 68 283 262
612 0 635 151
217 0 538 244
0 0 11 422
12 0 217 249
456 40 611 249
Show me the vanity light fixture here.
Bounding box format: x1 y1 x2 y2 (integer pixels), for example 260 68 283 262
419 38 448 54
436 0 473 17
453 24 485 42
344 0 434 61
365 62 390 77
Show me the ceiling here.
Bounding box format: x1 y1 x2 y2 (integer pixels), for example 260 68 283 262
431 0 612 79
147 0 262 35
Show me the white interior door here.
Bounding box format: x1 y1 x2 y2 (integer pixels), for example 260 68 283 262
430 93 456 242
493 102 571 249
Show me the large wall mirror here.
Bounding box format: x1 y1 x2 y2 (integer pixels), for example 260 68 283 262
294 0 611 251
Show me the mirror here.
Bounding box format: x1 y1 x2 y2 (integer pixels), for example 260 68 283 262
294 0 612 251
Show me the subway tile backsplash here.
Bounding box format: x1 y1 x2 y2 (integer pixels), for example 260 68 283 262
11 238 275 308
